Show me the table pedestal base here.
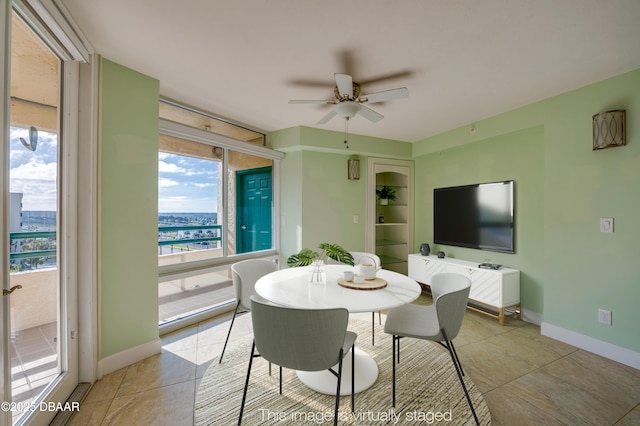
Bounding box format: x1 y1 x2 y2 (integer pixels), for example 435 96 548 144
296 348 378 395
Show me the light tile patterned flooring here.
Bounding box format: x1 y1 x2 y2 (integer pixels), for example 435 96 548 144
67 294 640 425
10 322 59 423
10 279 233 423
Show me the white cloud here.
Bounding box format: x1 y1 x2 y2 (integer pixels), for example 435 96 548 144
193 182 215 188
159 161 186 173
9 127 59 211
159 177 179 188
10 159 57 210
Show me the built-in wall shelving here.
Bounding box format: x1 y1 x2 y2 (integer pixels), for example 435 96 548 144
366 158 414 275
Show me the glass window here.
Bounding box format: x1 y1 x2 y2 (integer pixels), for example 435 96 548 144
8 10 62 422
158 134 224 266
157 102 277 326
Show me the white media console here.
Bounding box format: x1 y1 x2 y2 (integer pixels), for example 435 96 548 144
408 254 521 325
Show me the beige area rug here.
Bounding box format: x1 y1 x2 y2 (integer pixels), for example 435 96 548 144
195 319 491 425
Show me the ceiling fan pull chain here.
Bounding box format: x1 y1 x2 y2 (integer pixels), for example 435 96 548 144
344 117 350 149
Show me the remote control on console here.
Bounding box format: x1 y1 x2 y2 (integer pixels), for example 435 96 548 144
478 263 503 270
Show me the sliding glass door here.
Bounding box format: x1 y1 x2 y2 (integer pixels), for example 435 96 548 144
1 4 78 425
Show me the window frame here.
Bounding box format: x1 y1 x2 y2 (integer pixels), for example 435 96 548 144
157 117 283 279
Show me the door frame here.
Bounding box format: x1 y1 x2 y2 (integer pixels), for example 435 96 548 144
1 0 13 421
236 166 274 254
1 2 86 424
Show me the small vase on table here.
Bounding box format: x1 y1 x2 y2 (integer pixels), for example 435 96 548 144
309 260 326 283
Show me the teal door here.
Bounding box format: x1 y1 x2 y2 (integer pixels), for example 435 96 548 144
236 166 273 253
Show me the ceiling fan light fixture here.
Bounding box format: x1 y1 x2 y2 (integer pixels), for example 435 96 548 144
290 73 408 124
334 101 361 119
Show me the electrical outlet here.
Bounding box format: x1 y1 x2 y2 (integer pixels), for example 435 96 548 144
598 308 612 326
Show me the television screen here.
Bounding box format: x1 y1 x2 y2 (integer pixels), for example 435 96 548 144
434 181 515 253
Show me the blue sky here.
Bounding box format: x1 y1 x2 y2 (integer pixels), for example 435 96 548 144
158 152 218 213
10 126 219 213
9 126 58 211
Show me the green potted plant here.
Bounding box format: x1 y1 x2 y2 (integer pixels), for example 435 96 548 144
287 243 354 267
287 243 354 283
376 185 397 205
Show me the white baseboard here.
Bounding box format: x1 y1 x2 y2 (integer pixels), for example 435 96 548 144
541 322 640 371
97 338 162 378
521 308 543 326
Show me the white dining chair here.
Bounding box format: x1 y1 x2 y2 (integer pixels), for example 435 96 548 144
239 296 357 425
384 272 479 425
219 258 278 364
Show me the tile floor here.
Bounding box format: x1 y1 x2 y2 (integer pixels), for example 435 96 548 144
67 294 640 425
10 322 59 423
10 278 233 423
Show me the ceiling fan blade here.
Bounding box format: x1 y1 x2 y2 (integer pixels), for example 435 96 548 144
359 70 414 86
360 87 409 104
317 110 337 125
287 78 334 88
336 49 357 76
288 99 334 104
335 73 353 99
357 105 384 123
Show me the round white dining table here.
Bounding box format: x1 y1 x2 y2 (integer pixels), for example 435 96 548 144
254 264 421 395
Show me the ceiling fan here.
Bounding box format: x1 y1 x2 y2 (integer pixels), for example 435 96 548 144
288 73 409 124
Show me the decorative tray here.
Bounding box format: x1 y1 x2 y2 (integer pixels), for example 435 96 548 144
337 277 387 291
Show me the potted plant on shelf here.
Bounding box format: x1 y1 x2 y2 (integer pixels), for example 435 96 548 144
287 243 354 283
376 185 397 205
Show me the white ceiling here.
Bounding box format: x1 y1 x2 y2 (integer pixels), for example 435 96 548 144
61 0 640 143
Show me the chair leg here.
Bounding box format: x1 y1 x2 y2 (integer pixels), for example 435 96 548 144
391 335 396 407
334 349 344 426
369 310 384 345
279 366 283 395
238 340 256 425
351 344 355 413
449 339 465 376
442 335 479 425
371 311 375 345
219 302 240 364
391 335 405 407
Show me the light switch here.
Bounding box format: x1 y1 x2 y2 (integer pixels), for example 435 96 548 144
353 215 359 224
600 217 614 233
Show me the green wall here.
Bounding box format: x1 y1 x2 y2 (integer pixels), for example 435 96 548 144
278 143 303 263
413 68 640 353
299 149 366 250
272 126 410 262
99 58 160 358
414 127 544 314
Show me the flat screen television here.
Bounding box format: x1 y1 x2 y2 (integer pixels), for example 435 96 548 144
434 180 515 253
